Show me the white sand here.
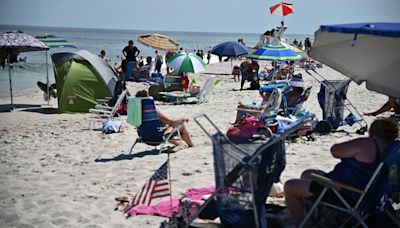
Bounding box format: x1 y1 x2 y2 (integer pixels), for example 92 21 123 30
0 60 390 227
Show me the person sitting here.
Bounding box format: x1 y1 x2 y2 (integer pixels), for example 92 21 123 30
283 118 399 226
285 75 305 111
135 56 154 80
240 60 260 90
99 50 109 63
135 90 194 148
364 96 400 121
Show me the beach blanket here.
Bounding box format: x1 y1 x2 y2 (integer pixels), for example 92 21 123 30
126 186 215 218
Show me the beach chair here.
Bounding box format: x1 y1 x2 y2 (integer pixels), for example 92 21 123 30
128 97 183 154
285 86 312 116
160 77 215 104
300 141 400 228
184 112 315 228
88 89 128 128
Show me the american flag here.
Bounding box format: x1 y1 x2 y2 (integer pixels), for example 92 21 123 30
129 161 171 208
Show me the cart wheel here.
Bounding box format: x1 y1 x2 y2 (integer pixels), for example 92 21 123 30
315 120 332 135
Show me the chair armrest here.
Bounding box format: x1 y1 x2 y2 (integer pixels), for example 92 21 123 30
94 105 113 110
96 98 110 103
89 108 112 115
310 173 365 195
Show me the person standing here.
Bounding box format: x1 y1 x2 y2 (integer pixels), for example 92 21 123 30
165 51 176 74
122 40 140 80
99 50 109 63
304 37 312 55
207 50 211 64
155 50 163 74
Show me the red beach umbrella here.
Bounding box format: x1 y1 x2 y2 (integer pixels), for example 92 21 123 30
270 2 294 19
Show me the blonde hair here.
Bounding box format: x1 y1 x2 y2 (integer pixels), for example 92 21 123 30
369 118 399 142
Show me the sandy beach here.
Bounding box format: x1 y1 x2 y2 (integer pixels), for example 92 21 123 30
0 60 390 227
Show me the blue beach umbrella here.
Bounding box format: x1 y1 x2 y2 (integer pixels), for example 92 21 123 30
247 44 303 61
211 41 248 57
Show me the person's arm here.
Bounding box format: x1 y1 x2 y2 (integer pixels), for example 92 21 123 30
330 138 364 159
135 48 141 57
122 47 127 57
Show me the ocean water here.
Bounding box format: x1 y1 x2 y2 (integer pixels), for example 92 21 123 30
0 25 310 96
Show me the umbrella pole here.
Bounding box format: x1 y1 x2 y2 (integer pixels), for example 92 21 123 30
45 50 50 105
8 54 14 111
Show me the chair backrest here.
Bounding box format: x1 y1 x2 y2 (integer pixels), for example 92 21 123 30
109 89 128 117
137 97 164 143
197 77 215 103
358 141 400 212
287 86 312 115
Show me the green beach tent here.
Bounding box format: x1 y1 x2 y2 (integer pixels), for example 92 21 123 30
51 50 118 113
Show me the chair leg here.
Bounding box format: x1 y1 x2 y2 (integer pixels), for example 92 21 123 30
300 188 328 228
129 139 139 155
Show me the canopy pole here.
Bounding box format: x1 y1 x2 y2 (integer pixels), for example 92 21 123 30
8 53 14 111
45 50 49 105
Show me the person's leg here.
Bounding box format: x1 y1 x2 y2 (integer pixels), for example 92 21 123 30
301 169 326 179
179 124 194 147
284 178 313 225
240 74 246 90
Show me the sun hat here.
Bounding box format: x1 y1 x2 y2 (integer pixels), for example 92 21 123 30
289 75 304 88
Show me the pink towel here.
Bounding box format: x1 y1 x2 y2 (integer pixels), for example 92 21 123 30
126 186 215 218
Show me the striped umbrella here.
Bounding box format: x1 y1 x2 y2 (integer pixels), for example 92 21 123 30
138 33 179 51
36 34 77 49
167 53 205 73
270 2 294 24
247 44 302 61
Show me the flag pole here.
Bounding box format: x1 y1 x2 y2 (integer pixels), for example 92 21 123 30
167 152 174 225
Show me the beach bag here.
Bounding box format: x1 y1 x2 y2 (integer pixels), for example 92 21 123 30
227 116 264 142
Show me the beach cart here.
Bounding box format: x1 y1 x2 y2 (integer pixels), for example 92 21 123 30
180 113 315 228
306 69 367 135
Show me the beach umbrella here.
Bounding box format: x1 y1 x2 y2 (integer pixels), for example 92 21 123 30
36 34 77 105
247 44 302 61
0 31 48 111
36 34 77 49
167 53 206 73
138 33 179 51
310 23 400 98
211 41 248 68
270 2 294 23
211 41 248 57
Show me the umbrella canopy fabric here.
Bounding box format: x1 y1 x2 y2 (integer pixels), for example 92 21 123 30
270 2 294 17
0 31 48 52
211 41 248 57
0 31 49 110
310 23 400 98
36 34 77 49
138 33 179 51
247 44 303 61
167 53 205 73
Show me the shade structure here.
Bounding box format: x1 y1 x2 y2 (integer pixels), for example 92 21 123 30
211 41 248 57
247 44 303 61
36 34 77 49
310 23 400 98
138 33 179 51
0 31 48 111
167 53 205 73
270 2 294 17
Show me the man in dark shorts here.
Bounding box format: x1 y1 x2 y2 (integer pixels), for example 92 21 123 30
122 40 140 80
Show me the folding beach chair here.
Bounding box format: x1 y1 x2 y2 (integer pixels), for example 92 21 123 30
128 97 183 154
88 89 128 128
160 77 215 104
184 112 315 228
300 141 400 228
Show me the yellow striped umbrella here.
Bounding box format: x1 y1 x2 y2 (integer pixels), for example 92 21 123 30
138 33 179 51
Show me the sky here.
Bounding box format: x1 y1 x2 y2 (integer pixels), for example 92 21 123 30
1 0 399 35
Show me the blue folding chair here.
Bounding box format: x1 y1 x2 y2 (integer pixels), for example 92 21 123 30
300 141 400 227
129 97 183 154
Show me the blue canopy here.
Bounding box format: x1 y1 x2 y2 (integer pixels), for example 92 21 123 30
211 41 248 57
320 23 400 38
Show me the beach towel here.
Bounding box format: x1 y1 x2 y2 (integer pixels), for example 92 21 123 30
102 119 122 134
127 97 142 127
126 186 215 218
